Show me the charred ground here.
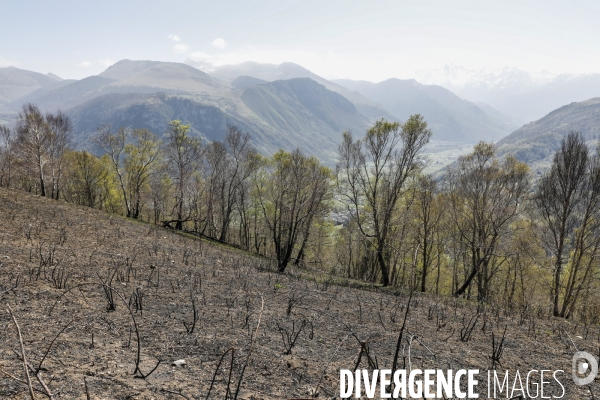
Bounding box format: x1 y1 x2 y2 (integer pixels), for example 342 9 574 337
0 187 597 399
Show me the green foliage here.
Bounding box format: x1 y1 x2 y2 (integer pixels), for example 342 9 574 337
8 102 600 323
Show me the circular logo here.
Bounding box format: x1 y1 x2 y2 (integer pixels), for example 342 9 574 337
572 351 598 386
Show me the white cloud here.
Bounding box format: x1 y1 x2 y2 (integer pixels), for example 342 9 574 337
169 34 189 53
211 38 227 49
76 61 92 68
0 56 10 67
173 43 190 53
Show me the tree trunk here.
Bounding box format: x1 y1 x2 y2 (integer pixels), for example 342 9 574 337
39 171 46 197
454 264 478 297
553 256 562 317
420 236 428 292
377 249 390 286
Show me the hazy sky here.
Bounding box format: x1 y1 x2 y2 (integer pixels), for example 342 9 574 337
2 0 600 81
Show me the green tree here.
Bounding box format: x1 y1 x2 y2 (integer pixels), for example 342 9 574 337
448 142 529 301
63 150 111 208
255 149 332 272
534 132 600 317
124 129 162 219
337 116 431 286
164 120 203 230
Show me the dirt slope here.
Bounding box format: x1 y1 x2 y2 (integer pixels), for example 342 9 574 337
0 187 596 399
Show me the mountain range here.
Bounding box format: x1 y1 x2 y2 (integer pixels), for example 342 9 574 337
0 60 522 164
0 61 372 160
4 59 597 170
333 78 517 143
0 66 72 106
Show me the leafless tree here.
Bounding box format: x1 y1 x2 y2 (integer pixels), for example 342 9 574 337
0 125 14 188
204 126 255 241
148 168 171 225
15 103 51 196
414 175 444 292
203 140 227 237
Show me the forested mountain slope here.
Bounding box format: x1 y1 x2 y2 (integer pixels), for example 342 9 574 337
496 97 600 168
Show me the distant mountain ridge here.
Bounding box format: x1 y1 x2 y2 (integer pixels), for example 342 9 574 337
1 59 522 164
196 60 396 121
69 92 259 150
496 98 600 169
0 60 374 161
0 66 66 105
231 76 268 89
333 78 517 143
102 60 222 93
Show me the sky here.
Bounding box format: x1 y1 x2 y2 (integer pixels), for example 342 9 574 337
2 0 600 81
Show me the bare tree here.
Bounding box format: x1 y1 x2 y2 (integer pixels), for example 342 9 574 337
148 168 171 225
15 103 51 196
237 153 262 251
337 116 431 286
0 125 14 188
204 126 255 241
203 140 228 238
534 132 600 317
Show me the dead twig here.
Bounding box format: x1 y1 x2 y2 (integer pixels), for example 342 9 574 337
205 347 235 400
0 367 47 395
161 388 191 399
26 361 54 400
391 290 413 377
312 332 351 398
37 318 75 373
84 377 90 400
7 304 36 400
233 295 264 400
